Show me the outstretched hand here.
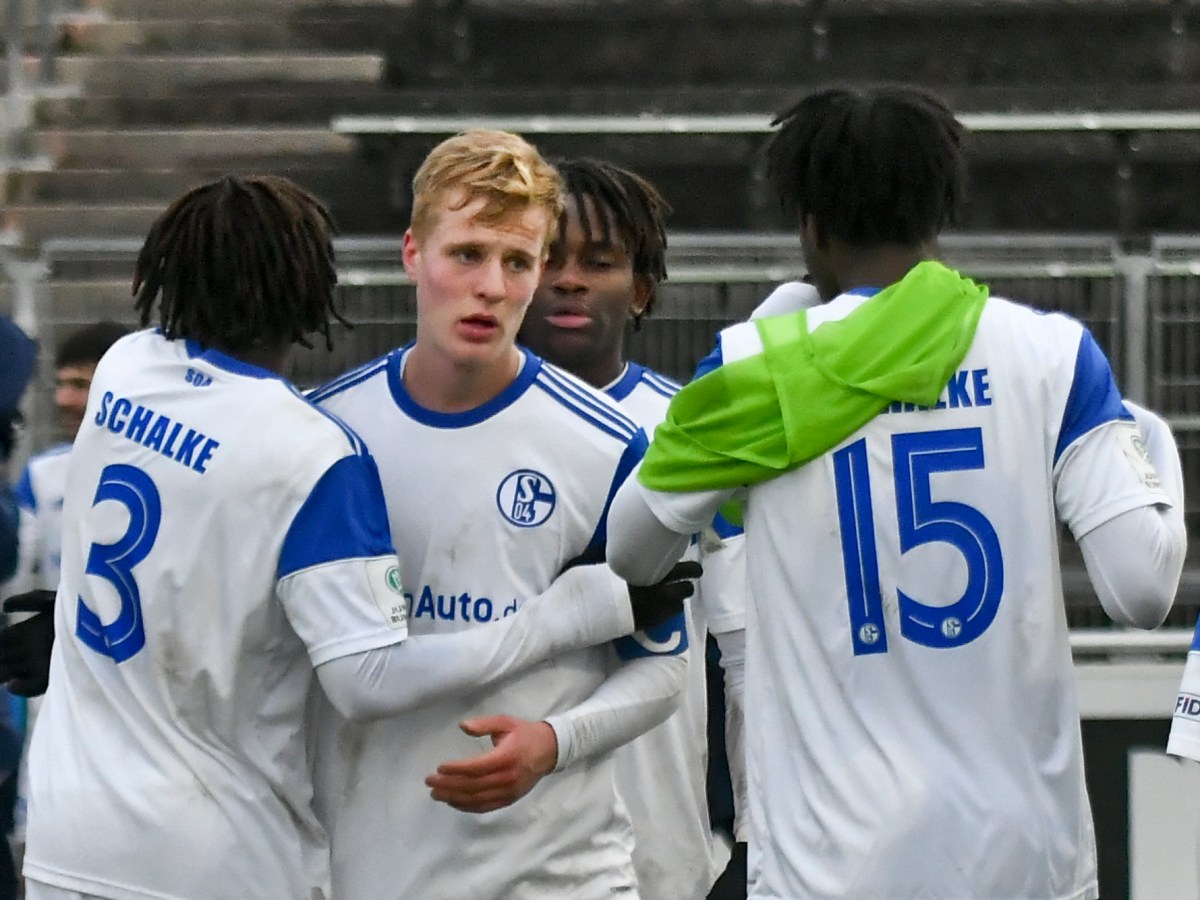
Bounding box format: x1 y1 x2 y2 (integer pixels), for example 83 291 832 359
0 589 56 697
628 559 702 631
425 715 559 814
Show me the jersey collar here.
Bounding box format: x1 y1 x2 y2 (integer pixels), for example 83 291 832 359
604 362 645 402
386 343 544 428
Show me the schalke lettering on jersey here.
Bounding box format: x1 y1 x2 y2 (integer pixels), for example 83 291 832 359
93 391 221 474
882 367 993 415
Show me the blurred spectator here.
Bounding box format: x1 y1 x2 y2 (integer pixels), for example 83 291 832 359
0 316 37 900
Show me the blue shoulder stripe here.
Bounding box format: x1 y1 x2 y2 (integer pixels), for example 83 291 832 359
640 368 680 399
286 383 369 457
692 338 724 381
278 453 395 578
1054 328 1133 464
14 464 34 512
306 353 392 405
536 366 640 441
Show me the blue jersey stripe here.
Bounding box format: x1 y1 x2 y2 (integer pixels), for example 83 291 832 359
537 366 640 440
1054 329 1132 464
606 363 645 402
307 354 391 405
14 464 34 512
639 369 680 399
692 338 725 381
711 509 744 539
278 453 395 578
540 365 640 437
586 428 648 551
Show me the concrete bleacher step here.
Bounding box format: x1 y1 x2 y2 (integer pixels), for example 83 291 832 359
53 53 384 93
59 16 388 54
34 127 358 168
2 204 164 243
34 83 402 128
92 0 412 18
3 166 401 234
34 81 1200 130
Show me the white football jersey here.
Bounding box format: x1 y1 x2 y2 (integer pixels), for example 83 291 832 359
309 346 683 900
641 293 1170 900
4 443 72 844
7 443 71 593
606 362 747 900
24 330 408 900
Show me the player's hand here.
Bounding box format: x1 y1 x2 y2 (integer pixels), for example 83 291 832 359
628 560 702 631
425 715 558 814
0 589 56 697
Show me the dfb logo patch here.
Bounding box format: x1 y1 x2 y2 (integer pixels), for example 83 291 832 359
497 469 556 527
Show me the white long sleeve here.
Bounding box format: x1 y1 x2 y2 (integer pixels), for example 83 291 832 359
544 649 688 771
316 563 634 720
1076 402 1186 629
608 469 727 585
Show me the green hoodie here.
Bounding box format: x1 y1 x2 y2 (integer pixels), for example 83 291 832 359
638 260 989 506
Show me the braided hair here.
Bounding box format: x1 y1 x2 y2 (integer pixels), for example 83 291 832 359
764 86 968 248
555 158 670 329
133 175 346 352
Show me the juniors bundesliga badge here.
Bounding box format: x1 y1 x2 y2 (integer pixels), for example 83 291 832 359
496 469 556 527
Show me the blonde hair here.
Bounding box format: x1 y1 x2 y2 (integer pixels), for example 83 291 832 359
410 130 564 243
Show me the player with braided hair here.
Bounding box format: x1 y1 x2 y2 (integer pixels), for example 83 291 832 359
607 85 1186 899
14 174 685 900
513 156 748 900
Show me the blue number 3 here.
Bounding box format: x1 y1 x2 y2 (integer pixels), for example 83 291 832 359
833 428 1005 656
77 464 161 663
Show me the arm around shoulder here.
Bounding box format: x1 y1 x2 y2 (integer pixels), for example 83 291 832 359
316 562 634 721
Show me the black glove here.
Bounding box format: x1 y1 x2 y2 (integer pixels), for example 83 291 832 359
559 543 607 573
628 560 702 632
0 589 56 697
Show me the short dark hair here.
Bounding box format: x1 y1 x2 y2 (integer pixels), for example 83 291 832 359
133 175 346 352
554 158 670 329
764 85 968 247
55 321 132 369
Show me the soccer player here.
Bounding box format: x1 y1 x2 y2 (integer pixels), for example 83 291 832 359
17 174 676 900
1 320 131 872
307 130 690 900
0 316 36 900
605 85 1187 899
4 321 131 598
515 157 748 900
0 317 37 593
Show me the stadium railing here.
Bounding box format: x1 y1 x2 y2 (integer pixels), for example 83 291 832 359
3 231 1200 627
330 111 1200 138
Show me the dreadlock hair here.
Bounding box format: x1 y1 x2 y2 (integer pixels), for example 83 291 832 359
133 175 345 353
554 158 670 330
764 85 967 249
55 320 132 369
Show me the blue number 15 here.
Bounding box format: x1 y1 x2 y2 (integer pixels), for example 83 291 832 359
833 427 1005 656
77 464 161 663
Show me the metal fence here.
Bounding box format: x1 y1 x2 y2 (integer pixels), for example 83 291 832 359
3 233 1200 629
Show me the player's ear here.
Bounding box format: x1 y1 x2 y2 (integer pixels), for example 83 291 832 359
401 229 420 279
630 276 652 320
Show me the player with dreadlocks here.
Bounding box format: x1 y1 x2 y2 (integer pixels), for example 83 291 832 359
605 85 1186 899
11 174 684 900
508 157 749 900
